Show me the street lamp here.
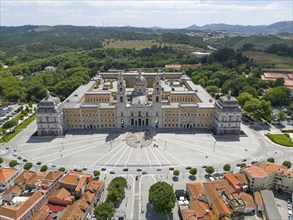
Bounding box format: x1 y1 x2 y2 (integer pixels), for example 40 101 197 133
164 141 167 151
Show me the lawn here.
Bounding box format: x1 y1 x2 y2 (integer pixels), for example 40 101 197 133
0 114 35 143
243 51 293 69
265 133 293 147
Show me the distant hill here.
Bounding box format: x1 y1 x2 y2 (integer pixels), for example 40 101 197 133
186 21 293 34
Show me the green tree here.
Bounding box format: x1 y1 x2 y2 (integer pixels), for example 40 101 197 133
243 98 272 120
93 202 115 220
107 190 121 204
40 165 48 172
223 164 231 172
240 163 246 168
2 120 17 129
23 162 33 170
282 160 292 169
237 92 253 107
265 86 290 106
189 168 197 176
93 170 100 177
149 182 175 215
267 157 275 163
58 167 66 172
9 160 17 168
173 170 179 177
0 157 3 164
276 110 286 122
205 166 215 174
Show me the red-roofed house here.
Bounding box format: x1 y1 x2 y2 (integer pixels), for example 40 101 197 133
0 168 20 190
224 173 243 193
59 171 93 196
0 191 46 220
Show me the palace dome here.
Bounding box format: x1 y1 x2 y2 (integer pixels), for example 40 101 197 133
134 72 147 86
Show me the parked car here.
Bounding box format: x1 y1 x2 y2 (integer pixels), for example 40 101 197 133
123 168 129 171
185 166 192 170
51 164 56 168
110 170 115 174
101 167 107 171
23 159 28 162
142 171 147 175
156 168 162 171
82 167 88 171
202 165 207 168
36 162 42 165
242 159 247 162
169 167 174 171
17 156 22 160
236 163 241 167
137 168 142 171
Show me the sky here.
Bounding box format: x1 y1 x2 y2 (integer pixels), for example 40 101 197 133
1 0 292 28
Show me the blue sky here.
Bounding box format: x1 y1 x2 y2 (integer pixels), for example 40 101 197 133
1 0 292 27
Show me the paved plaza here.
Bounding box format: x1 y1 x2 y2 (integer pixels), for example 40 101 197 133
4 120 292 175
2 120 293 220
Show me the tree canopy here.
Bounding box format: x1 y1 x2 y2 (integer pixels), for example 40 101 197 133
205 166 215 174
265 86 290 106
149 181 176 215
282 160 292 169
93 202 115 220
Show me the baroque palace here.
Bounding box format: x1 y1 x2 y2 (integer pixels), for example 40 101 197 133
36 71 241 135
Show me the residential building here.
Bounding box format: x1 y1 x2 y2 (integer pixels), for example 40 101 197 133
0 191 46 220
1 185 22 203
0 168 21 191
203 181 232 219
59 171 93 196
31 205 52 220
36 71 241 135
241 161 293 193
223 173 243 193
253 191 264 214
14 171 45 190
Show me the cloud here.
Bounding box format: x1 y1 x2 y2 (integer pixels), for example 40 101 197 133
2 0 71 7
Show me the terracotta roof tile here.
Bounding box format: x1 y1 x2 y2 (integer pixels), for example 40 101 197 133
81 191 95 205
49 188 72 204
60 201 85 220
0 168 18 183
0 191 43 219
263 72 289 79
189 200 215 220
243 162 287 178
232 192 255 209
234 173 249 185
86 181 104 193
203 182 232 218
254 191 264 209
181 209 197 220
59 171 92 187
186 183 206 199
32 205 52 220
2 185 21 196
224 173 242 188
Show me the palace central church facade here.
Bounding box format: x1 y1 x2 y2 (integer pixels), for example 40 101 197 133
36 71 242 135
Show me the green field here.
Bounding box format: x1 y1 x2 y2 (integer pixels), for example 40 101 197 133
243 51 293 69
0 115 35 143
103 40 159 49
266 134 293 147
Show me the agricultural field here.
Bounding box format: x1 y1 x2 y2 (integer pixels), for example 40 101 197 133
103 39 160 49
243 51 293 69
